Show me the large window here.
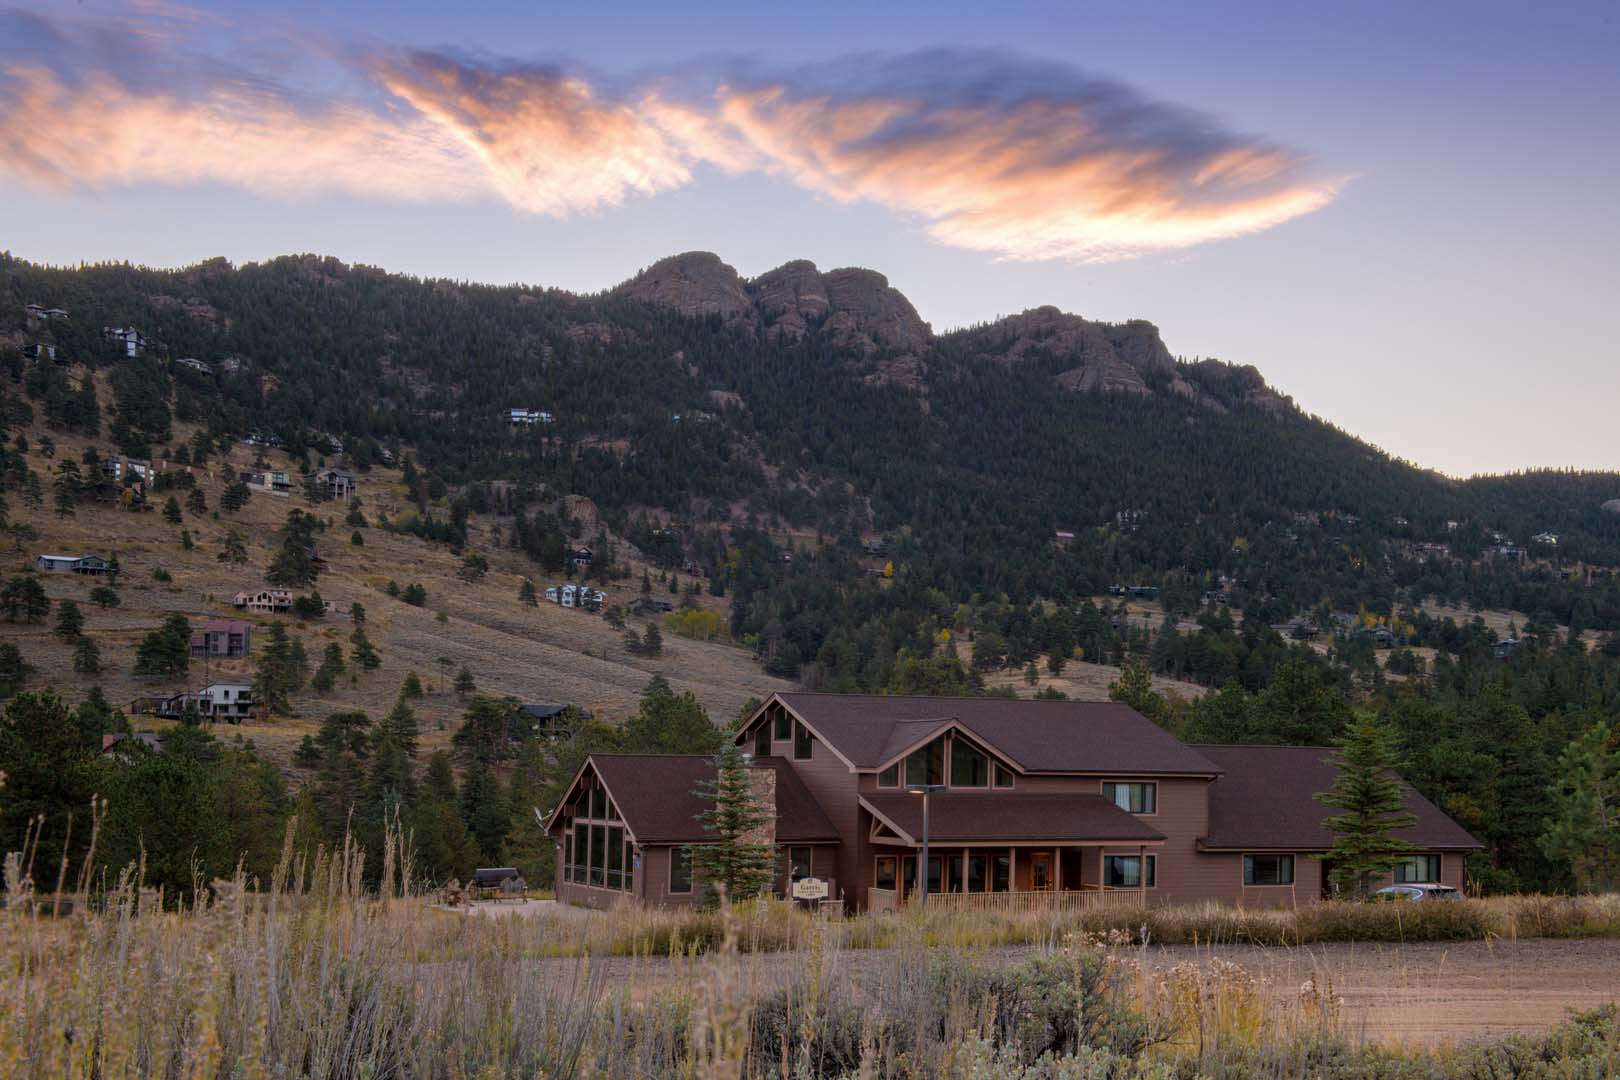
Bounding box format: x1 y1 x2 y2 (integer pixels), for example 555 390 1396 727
1104 855 1156 888
905 740 944 786
1394 854 1441 883
606 825 624 889
966 855 988 893
589 786 606 818
950 741 989 787
589 824 606 886
1103 782 1157 814
571 827 587 884
793 721 813 760
992 855 1011 892
1243 854 1295 886
754 724 770 758
788 846 812 880
773 710 792 740
877 764 899 787
875 856 897 891
670 847 693 894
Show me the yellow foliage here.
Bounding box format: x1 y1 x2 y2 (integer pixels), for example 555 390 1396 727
882 560 894 579
937 628 952 643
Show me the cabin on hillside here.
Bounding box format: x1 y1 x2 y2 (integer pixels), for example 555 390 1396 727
190 619 253 658
234 588 292 614
175 357 213 375
36 554 112 575
314 467 356 500
569 546 594 569
103 326 146 357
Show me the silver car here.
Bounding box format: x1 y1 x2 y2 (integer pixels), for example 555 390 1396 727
1372 883 1463 902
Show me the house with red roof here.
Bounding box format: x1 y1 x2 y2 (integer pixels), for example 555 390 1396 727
547 692 1479 912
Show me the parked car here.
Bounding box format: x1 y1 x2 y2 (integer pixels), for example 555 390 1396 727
1372 883 1463 902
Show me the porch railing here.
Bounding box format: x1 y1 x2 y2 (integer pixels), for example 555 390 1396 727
878 888 1147 915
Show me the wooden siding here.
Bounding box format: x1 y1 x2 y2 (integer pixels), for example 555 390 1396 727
758 701 865 911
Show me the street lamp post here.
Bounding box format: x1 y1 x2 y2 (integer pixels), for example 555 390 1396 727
906 783 945 906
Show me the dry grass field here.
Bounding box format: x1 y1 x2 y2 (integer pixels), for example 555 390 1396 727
1 413 790 770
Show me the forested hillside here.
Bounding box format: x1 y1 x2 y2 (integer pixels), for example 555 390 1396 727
3 248 1619 895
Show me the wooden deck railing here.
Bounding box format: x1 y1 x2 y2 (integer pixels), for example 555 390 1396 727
885 889 1147 915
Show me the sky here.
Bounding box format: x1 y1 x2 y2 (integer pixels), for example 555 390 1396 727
1 1 1616 477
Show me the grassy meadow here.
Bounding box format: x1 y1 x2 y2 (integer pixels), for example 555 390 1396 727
5 823 1620 1079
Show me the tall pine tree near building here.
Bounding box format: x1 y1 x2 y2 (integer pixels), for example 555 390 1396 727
1315 712 1417 898
688 741 775 907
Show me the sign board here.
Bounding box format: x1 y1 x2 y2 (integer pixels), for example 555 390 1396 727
790 877 829 901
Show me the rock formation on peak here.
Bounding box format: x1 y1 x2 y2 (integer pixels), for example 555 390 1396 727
748 259 829 340
613 251 754 325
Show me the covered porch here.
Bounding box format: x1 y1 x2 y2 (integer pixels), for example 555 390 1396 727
858 791 1164 913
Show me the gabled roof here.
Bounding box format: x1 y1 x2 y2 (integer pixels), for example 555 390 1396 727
860 792 1164 844
770 693 1221 776
553 753 841 846
1193 744 1483 851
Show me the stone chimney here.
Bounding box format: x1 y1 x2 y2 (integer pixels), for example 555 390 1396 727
742 766 777 848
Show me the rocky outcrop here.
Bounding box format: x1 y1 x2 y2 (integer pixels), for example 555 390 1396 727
749 260 829 340
613 252 754 327
820 268 932 355
1603 499 1620 514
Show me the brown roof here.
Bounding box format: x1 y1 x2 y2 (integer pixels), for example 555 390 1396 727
564 754 839 846
774 693 1221 776
861 792 1165 844
751 756 841 842
1194 744 1482 851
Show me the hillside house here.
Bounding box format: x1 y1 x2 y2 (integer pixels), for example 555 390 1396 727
234 588 292 614
103 326 146 357
569 546 594 569
240 470 291 495
198 683 254 722
189 619 252 658
509 408 555 427
101 732 164 756
1532 532 1559 546
512 703 586 740
36 554 112 575
549 693 1479 912
1491 637 1521 660
1269 616 1319 641
174 357 213 375
315 467 356 500
219 356 243 374
23 343 57 362
26 304 69 320
1054 529 1076 543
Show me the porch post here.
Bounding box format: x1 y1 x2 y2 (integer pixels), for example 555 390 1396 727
1009 846 1016 893
963 846 970 893
1137 844 1147 905
1056 845 1064 892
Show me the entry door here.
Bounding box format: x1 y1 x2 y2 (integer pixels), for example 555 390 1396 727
1030 851 1054 891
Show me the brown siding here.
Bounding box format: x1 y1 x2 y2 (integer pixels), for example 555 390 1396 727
767 701 864 910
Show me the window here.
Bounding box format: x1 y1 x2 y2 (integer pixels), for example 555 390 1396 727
1103 855 1156 888
992 855 1011 892
606 825 624 889
905 739 944 786
1243 854 1295 886
993 763 1015 789
950 740 989 787
571 826 588 884
624 842 634 894
1030 853 1052 891
773 710 792 740
1394 854 1442 883
793 721 813 760
590 824 606 886
670 847 693 893
562 828 573 881
754 724 770 758
875 856 897 891
589 786 606 819
788 846 812 880
966 855 988 893
926 856 943 894
943 855 963 893
1103 782 1156 814
877 764 899 787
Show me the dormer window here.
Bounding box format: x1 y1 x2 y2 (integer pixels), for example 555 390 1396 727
904 740 944 786
950 741 988 787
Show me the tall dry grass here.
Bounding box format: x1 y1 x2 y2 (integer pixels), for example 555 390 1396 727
5 820 1620 1078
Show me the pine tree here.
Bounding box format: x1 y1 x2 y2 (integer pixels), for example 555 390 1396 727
459 759 510 862
349 626 381 671
133 613 191 681
400 671 425 699
253 623 308 714
519 578 538 605
73 635 101 675
186 487 207 515
1 575 50 623
162 495 182 524
1315 712 1418 898
52 598 84 642
379 698 421 759
218 529 248 564
688 741 776 906
454 664 476 697
1540 722 1620 892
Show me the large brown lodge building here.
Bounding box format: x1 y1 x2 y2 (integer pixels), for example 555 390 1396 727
548 693 1479 912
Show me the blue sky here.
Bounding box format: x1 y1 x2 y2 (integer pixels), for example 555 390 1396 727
2 1 1616 476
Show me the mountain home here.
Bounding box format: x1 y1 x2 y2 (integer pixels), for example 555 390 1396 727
547 693 1478 912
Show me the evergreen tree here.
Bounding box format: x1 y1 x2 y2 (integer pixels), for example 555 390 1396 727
218 529 248 564
186 486 207 515
501 738 554 885
72 635 101 675
1315 713 1418 898
349 626 381 671
415 752 480 884
0 643 35 698
133 613 191 681
454 664 476 697
162 495 182 524
1108 656 1167 726
1 575 50 623
89 585 121 608
1540 721 1620 892
459 759 510 862
53 597 84 641
221 480 251 512
379 697 421 759
0 693 98 865
623 675 720 754
519 578 538 605
452 696 511 764
253 623 307 714
688 742 776 906
400 671 425 699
